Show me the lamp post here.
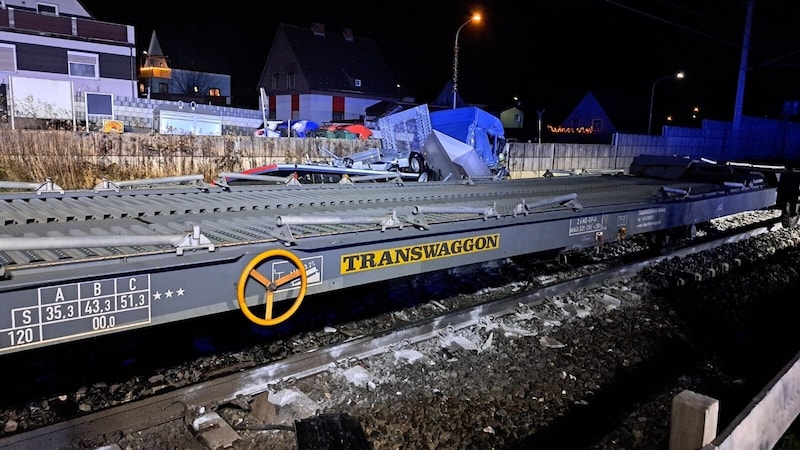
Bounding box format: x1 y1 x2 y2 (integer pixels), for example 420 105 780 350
452 13 481 109
648 71 684 134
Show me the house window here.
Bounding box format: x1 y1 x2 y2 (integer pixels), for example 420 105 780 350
513 113 521 124
209 88 220 96
67 51 98 79
272 73 279 90
592 119 603 132
0 44 17 72
287 72 295 89
37 2 58 15
192 85 199 93
354 79 362 88
158 82 168 94
332 112 344 121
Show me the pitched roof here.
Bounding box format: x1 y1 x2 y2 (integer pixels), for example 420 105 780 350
561 91 616 131
432 80 467 109
277 23 399 98
146 30 164 56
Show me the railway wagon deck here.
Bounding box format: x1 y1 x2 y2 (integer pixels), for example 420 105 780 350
0 156 779 355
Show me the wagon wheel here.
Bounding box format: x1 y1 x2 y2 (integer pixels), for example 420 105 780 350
236 249 308 326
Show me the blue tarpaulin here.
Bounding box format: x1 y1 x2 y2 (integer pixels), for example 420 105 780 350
429 107 506 169
291 120 320 138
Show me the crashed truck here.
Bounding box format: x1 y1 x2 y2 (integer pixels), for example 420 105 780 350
331 104 508 182
232 103 509 185
376 104 508 181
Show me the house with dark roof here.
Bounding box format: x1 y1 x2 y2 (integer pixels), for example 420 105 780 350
257 23 401 124
547 91 618 143
139 30 231 106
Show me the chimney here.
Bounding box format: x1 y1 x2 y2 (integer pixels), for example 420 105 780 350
342 28 354 42
311 23 325 36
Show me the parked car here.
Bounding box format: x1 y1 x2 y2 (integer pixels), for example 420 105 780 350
254 121 284 138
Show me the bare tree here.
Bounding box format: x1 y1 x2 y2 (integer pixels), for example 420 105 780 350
170 69 214 96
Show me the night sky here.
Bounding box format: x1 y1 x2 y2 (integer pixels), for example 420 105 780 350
80 0 799 132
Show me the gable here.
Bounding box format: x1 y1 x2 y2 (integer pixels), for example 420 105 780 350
261 23 399 99
560 91 616 133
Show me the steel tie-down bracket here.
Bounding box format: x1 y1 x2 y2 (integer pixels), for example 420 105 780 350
94 174 207 192
659 186 691 199
0 178 64 195
412 202 500 220
515 193 583 215
270 210 408 245
0 225 215 256
174 225 216 255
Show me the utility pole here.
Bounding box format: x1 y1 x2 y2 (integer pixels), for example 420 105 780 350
537 109 545 147
730 0 754 160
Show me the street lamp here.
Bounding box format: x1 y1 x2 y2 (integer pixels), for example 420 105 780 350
452 13 481 109
648 71 684 134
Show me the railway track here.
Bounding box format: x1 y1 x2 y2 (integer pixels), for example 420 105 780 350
0 210 792 450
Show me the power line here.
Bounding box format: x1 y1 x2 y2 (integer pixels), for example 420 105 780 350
604 0 740 48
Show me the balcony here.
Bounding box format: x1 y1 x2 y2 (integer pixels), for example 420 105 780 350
0 8 130 44
140 67 172 79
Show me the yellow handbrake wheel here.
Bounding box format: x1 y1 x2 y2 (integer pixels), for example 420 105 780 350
236 249 308 326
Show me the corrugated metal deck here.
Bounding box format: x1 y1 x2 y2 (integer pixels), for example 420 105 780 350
0 175 725 267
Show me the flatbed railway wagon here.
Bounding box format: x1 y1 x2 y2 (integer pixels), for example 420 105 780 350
0 155 787 356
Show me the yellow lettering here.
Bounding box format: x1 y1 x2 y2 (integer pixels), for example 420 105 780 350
394 247 410 263
377 251 393 267
340 234 500 274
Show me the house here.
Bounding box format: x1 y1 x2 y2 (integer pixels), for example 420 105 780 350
257 23 401 125
138 30 231 106
550 91 617 143
431 80 469 110
0 0 136 118
499 102 524 129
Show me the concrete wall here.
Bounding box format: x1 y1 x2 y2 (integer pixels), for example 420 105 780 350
72 97 800 176
0 129 376 189
507 115 800 178
8 99 800 183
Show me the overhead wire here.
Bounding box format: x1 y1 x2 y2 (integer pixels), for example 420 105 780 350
605 0 799 72
603 0 741 48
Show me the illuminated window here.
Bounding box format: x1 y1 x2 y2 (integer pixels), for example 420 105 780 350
67 51 98 79
192 85 199 93
0 44 17 72
37 2 58 15
592 119 603 132
355 79 362 87
288 72 295 89
209 88 220 96
272 73 279 90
